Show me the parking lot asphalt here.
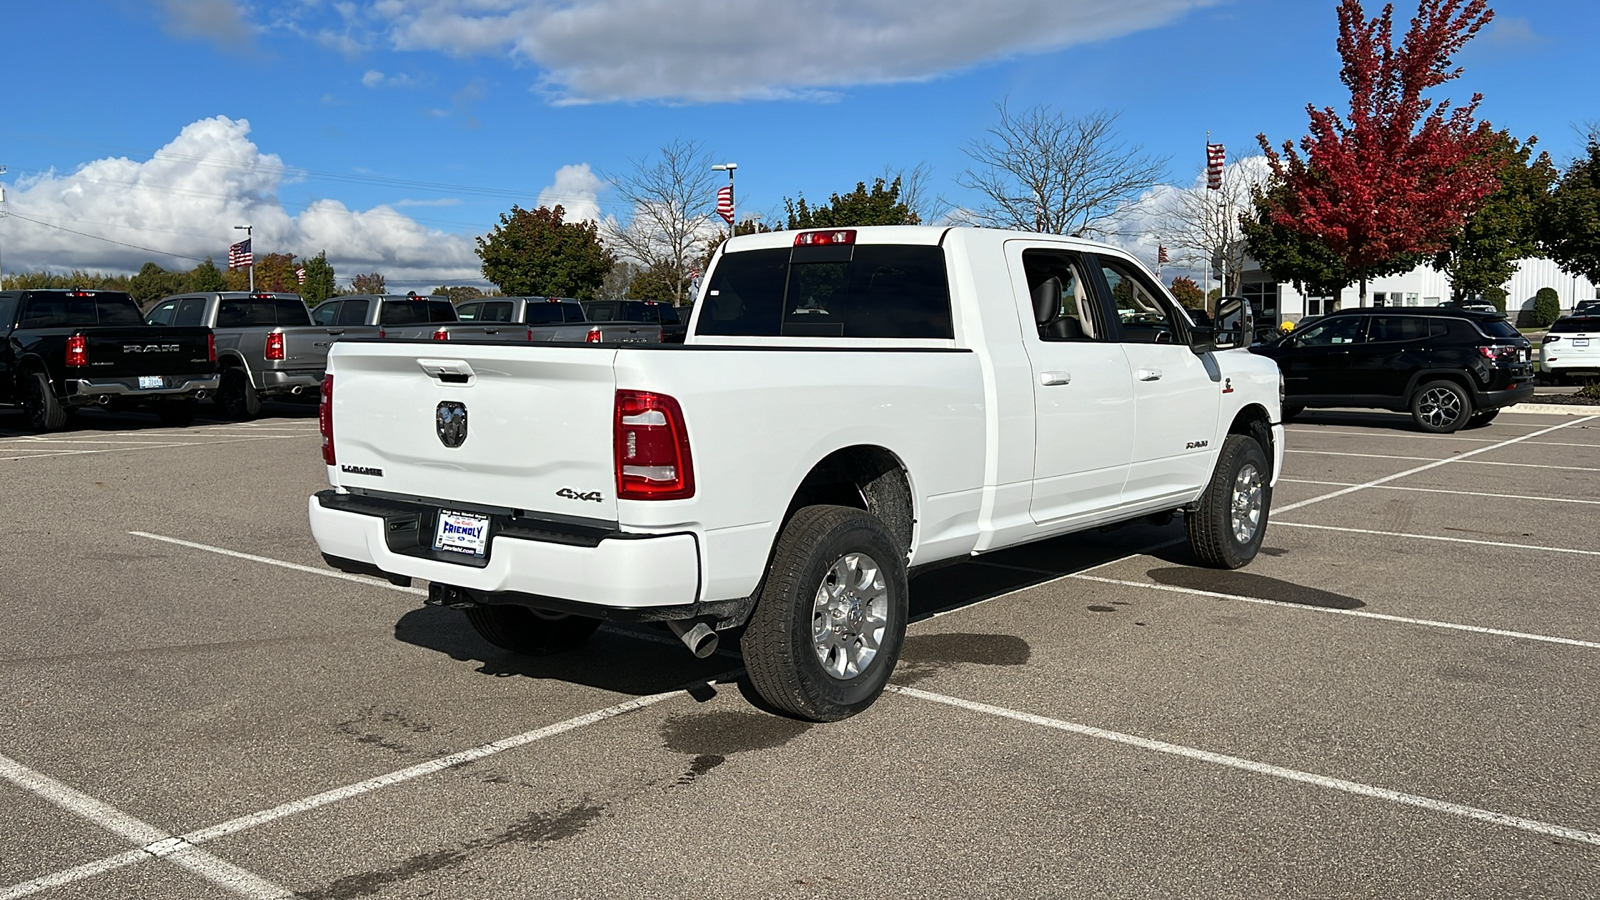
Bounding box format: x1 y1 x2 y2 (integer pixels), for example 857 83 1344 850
1 401 1597 899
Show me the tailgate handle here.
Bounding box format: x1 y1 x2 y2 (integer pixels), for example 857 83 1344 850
418 358 475 385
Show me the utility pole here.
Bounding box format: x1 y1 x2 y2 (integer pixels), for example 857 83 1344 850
234 224 253 292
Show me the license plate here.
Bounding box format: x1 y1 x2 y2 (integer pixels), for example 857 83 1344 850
1575 338 1590 348
433 510 490 557
138 375 163 390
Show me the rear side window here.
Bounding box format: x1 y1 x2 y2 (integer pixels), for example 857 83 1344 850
335 300 369 326
0 296 16 330
585 302 618 322
658 305 681 325
1477 318 1521 339
562 303 586 323
1550 317 1599 333
697 245 953 338
312 302 339 326
1368 316 1429 342
478 301 514 323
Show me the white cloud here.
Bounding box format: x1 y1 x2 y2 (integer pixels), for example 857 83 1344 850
366 0 1221 103
536 164 604 223
361 69 429 88
1484 16 1546 48
157 0 252 48
1 116 480 286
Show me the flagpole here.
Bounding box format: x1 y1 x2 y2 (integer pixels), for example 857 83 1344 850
1203 133 1211 310
234 224 253 291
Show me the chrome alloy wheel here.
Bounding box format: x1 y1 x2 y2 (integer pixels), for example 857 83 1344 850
1417 386 1464 429
1230 462 1264 545
811 552 890 680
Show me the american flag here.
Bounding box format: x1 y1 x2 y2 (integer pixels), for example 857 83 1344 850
296 266 306 285
716 185 734 224
228 238 253 269
1158 246 1169 264
1206 143 1226 190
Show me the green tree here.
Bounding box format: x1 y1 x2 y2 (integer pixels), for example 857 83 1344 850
627 262 685 305
785 176 920 229
1168 276 1205 309
128 262 186 308
1433 131 1556 300
1541 140 1600 283
700 217 774 269
300 251 337 305
186 258 228 292
1529 287 1561 327
1483 285 1508 312
432 286 486 302
251 253 301 293
477 204 614 300
344 273 387 295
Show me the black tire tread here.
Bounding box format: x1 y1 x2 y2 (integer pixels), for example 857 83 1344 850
219 368 262 420
1186 433 1271 570
25 372 68 432
1410 379 1472 434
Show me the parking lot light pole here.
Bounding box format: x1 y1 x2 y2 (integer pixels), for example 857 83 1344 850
234 224 253 292
712 163 736 240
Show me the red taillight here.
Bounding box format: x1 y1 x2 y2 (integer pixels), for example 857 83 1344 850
66 334 88 368
432 328 449 341
1542 335 1561 344
265 332 285 360
614 390 693 500
586 326 602 344
319 375 335 466
208 333 217 363
794 229 856 246
658 328 664 342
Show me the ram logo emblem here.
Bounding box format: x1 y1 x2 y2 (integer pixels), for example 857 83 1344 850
436 402 468 448
1185 440 1209 450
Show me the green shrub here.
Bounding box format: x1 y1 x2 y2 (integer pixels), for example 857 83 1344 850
1531 287 1561 328
1483 286 1508 313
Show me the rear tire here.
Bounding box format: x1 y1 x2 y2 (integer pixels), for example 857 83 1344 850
23 372 68 433
743 505 908 722
1411 380 1472 433
155 401 198 427
218 369 261 420
464 605 601 655
1186 434 1271 570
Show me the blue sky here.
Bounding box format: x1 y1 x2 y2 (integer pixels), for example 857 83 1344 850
0 0 1591 290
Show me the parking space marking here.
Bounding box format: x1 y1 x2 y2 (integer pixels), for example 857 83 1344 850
1271 521 1600 557
1 434 304 462
1070 574 1600 650
1276 416 1596 514
1290 449 1598 473
129 531 429 596
1286 428 1600 449
889 686 1600 848
0 684 718 899
1282 478 1600 506
0 751 291 899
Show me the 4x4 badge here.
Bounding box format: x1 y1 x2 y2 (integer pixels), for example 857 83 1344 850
436 401 468 447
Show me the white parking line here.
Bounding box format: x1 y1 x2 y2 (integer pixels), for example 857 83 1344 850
0 752 291 899
1289 449 1598 472
0 685 714 899
1271 521 1600 557
0 434 303 462
1287 428 1600 449
1282 478 1600 506
1276 416 1597 514
1070 574 1600 650
889 686 1600 848
129 532 428 596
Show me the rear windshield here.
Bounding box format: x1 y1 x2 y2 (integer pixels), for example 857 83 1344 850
217 297 311 327
380 299 457 325
696 244 953 339
1476 318 1521 339
1549 317 1599 333
20 292 144 328
525 302 583 325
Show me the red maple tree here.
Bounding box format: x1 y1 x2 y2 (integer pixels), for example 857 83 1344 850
1256 0 1503 300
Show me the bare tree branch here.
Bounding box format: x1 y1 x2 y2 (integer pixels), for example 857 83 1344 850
959 103 1168 236
602 138 721 304
1158 155 1268 295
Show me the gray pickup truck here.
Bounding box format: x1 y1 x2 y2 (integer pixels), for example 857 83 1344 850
146 292 328 419
453 296 661 343
308 294 466 341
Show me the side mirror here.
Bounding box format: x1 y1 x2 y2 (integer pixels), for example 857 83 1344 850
1187 325 1217 355
1211 296 1252 350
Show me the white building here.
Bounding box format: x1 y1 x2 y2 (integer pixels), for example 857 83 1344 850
1240 256 1598 324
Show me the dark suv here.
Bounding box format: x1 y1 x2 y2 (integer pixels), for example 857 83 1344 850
1251 307 1534 432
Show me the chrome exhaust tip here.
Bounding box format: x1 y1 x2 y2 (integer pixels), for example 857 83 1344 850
667 619 719 658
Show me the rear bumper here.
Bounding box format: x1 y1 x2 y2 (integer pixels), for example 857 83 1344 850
66 374 220 403
259 368 325 395
307 492 702 609
1474 380 1535 411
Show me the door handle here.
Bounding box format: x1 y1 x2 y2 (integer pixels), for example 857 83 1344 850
326 329 344 335
1039 371 1071 386
484 328 499 334
1137 368 1162 381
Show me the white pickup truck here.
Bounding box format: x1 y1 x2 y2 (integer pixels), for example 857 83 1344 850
310 226 1284 721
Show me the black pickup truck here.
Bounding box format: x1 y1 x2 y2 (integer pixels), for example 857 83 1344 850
0 288 218 431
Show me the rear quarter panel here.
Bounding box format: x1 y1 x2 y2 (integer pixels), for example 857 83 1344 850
613 346 986 603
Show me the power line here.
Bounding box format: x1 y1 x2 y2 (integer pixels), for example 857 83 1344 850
4 211 209 263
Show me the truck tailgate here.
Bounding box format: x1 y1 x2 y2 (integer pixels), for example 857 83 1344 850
85 327 214 375
328 341 620 521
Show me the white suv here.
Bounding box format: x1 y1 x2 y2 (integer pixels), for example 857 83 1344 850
1540 316 1600 384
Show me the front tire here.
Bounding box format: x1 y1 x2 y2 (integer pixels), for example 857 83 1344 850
23 372 68 432
744 505 908 722
1186 434 1271 569
218 369 261 420
1411 380 1472 433
464 605 601 655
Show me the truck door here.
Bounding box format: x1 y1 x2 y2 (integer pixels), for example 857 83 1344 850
1091 255 1222 508
1007 245 1135 525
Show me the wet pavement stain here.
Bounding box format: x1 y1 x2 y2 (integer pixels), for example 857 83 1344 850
1259 547 1290 557
893 633 1031 686
1086 605 1117 613
659 711 810 786
296 800 606 900
1146 567 1366 610
334 709 436 756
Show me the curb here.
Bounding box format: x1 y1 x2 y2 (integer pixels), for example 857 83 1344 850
1505 403 1600 416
